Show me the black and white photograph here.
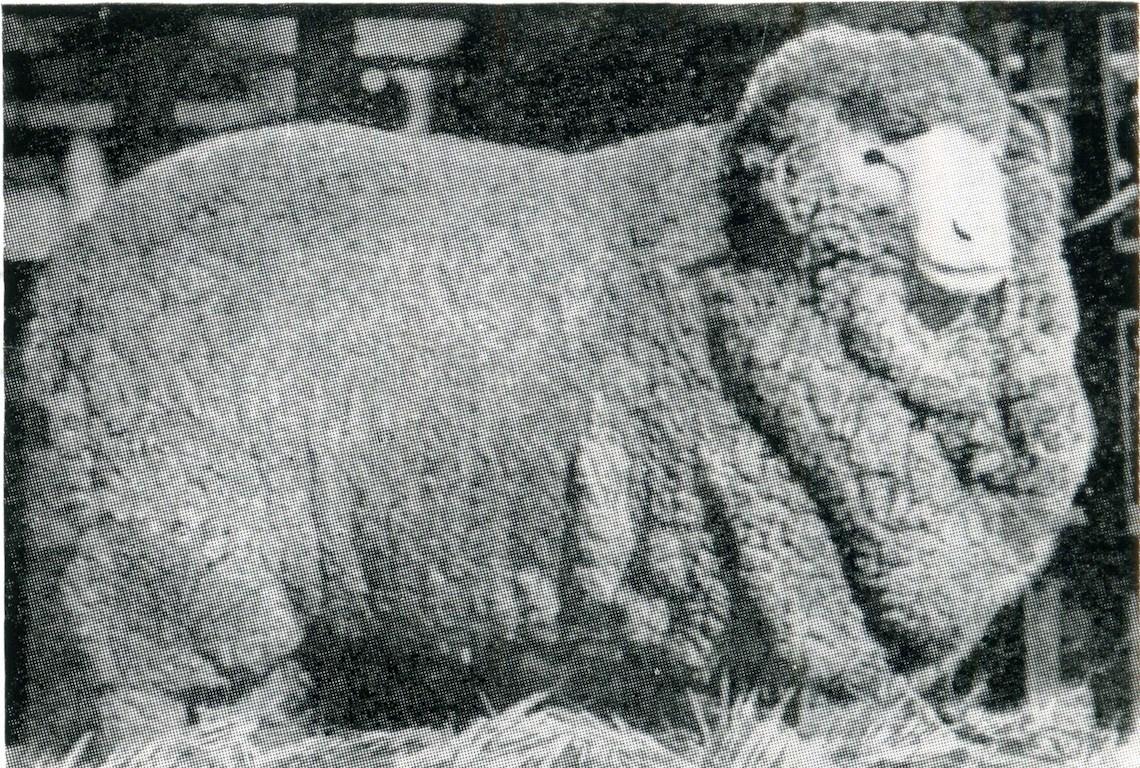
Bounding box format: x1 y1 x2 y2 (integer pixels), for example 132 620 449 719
3 3 1138 767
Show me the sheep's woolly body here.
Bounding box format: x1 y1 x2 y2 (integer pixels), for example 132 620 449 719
17 25 1093 754
24 121 877 747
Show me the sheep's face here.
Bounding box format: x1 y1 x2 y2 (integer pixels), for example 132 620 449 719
719 25 1093 482
732 98 1014 322
890 124 1012 296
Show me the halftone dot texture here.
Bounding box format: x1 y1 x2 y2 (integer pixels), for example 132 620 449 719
13 20 1097 765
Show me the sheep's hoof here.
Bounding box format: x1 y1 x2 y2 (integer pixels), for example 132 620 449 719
196 660 313 736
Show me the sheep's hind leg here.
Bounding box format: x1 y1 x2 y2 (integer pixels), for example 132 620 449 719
61 516 306 754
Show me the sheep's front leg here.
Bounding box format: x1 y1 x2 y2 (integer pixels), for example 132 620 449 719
697 430 894 701
560 360 710 684
561 379 670 672
564 417 638 624
61 514 306 753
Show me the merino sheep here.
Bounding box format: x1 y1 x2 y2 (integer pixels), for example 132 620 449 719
16 26 1093 754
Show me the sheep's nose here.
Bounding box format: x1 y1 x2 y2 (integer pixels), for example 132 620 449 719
863 148 887 165
915 210 1011 296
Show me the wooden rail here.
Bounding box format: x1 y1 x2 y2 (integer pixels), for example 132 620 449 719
176 14 298 131
1098 12 1138 255
4 9 469 263
353 15 467 134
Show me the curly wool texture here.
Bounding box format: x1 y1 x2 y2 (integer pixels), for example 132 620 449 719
15 25 1092 754
714 26 1094 669
733 24 1010 146
23 120 869 750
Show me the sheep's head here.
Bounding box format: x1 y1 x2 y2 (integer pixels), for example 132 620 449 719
713 26 1094 671
726 26 1019 307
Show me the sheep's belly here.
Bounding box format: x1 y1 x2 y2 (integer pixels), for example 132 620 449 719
143 235 621 664
326 343 600 656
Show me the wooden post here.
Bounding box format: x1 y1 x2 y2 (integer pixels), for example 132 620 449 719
1016 24 1075 709
1108 7 1140 730
1117 310 1140 732
1098 12 1139 255
352 15 466 133
61 132 113 224
1130 550 1140 734
3 107 114 262
1026 29 1074 222
4 12 114 262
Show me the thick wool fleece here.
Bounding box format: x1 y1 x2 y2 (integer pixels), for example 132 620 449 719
714 26 1094 674
16 25 1092 754
21 120 888 749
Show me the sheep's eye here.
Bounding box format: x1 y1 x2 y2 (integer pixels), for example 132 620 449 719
863 148 886 165
952 219 973 242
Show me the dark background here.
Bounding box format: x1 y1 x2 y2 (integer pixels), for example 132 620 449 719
4 2 1138 739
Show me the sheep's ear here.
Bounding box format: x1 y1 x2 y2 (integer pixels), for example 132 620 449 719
1003 106 1062 170
725 102 778 172
734 142 776 177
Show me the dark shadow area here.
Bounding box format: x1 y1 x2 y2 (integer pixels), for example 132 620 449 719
5 259 45 741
